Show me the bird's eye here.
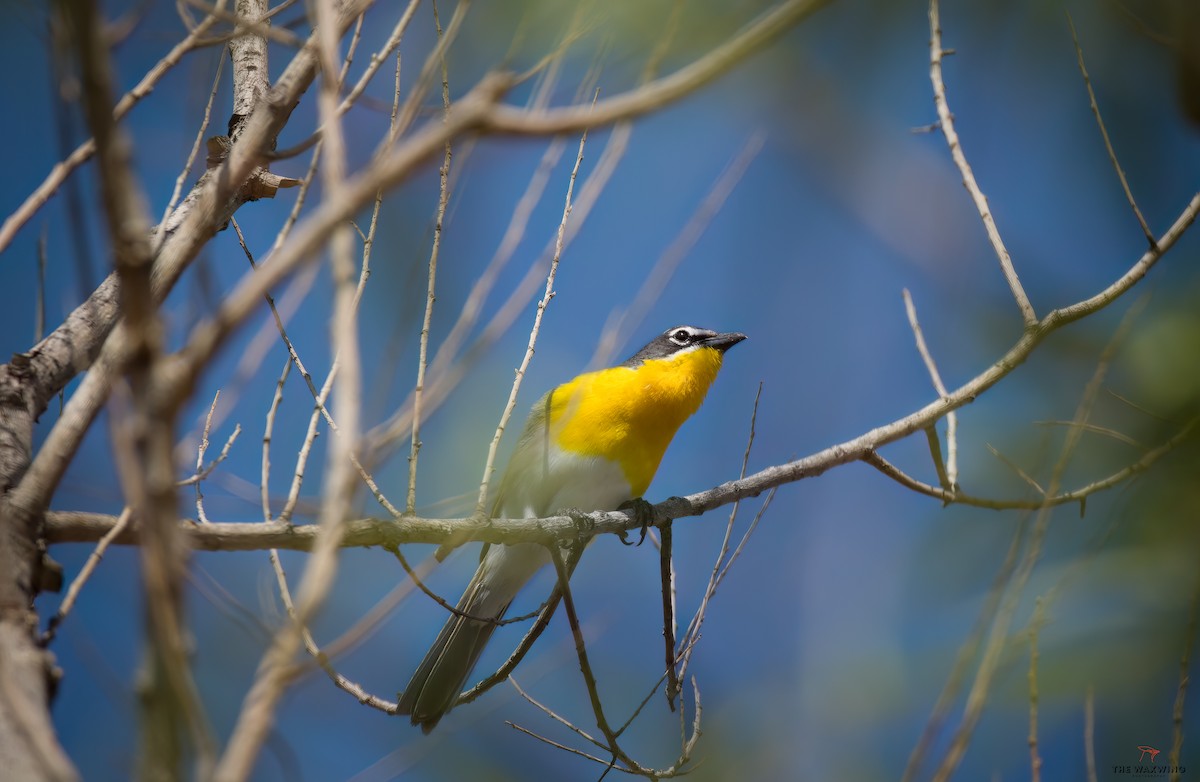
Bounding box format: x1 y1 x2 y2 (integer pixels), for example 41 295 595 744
672 329 691 343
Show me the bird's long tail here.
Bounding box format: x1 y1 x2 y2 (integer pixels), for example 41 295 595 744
398 544 544 732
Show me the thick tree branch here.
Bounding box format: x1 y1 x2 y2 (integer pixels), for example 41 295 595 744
42 187 1200 560
8 0 376 525
65 0 213 775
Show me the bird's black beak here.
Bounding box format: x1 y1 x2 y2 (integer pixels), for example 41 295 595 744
702 332 747 352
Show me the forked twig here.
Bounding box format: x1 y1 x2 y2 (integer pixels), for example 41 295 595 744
905 289 958 490
457 544 585 707
42 508 135 645
509 676 604 749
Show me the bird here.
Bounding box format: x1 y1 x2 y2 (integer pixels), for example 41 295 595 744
397 324 746 732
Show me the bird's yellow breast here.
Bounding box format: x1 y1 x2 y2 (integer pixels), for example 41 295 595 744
548 346 725 497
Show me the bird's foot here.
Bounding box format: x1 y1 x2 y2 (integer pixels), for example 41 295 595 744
617 497 655 546
559 507 594 535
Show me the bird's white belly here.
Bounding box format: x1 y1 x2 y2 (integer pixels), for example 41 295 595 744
518 449 632 519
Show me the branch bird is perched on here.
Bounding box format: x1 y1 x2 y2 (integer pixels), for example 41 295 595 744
398 325 746 732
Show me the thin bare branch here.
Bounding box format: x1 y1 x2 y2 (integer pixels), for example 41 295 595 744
659 521 678 710
42 507 134 645
678 383 765 687
929 0 1037 327
408 3 453 514
1028 597 1045 782
986 443 1047 496
158 41 226 242
866 414 1198 510
261 359 291 523
212 0 369 773
474 126 589 516
483 0 833 136
509 677 604 750
1067 14 1156 248
1085 685 1097 782
1031 419 1145 450
68 0 215 773
1171 576 1200 780
547 545 644 776
904 289 958 490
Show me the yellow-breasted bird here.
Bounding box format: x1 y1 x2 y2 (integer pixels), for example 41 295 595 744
397 325 746 732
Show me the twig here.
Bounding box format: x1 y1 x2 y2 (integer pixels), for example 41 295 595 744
68 0 215 774
1028 597 1045 782
1085 685 1097 782
193 391 220 523
11 0 376 528
211 0 368 774
482 0 833 136
388 545 547 626
475 126 589 515
1031 420 1145 450
363 38 574 464
1106 389 1177 424
985 442 1047 496
547 545 643 776
264 547 400 714
509 677 604 750
1170 575 1200 780
929 0 1037 327
267 0 424 161
42 508 135 645
506 721 613 768
408 2 454 514
660 521 678 710
904 289 958 490
35 229 47 343
1066 14 1156 248
189 0 307 49
158 46 226 248
678 383 765 686
261 359 291 523
367 111 627 469
923 425 953 494
457 544 586 706
381 0 471 153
